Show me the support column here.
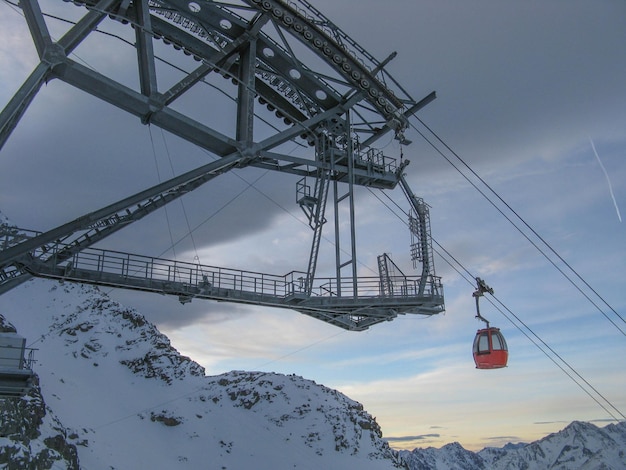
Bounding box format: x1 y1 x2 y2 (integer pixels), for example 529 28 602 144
135 0 157 100
0 0 53 151
21 0 52 58
346 112 358 297
332 112 358 298
236 38 257 146
0 62 49 151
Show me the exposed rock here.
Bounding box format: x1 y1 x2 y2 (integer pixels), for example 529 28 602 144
0 363 79 469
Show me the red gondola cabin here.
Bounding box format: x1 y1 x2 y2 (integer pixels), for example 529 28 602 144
473 327 508 369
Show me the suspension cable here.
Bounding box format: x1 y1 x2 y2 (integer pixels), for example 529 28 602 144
148 125 177 260
407 118 626 337
158 127 203 265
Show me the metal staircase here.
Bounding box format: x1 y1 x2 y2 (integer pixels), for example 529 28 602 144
378 253 414 298
378 254 391 296
297 169 330 295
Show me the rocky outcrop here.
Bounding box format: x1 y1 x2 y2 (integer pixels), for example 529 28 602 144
0 315 79 470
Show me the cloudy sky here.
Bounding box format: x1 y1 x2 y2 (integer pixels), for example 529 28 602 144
1 0 625 451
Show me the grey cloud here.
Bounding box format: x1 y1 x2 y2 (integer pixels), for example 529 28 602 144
108 287 255 330
484 435 521 442
385 434 441 443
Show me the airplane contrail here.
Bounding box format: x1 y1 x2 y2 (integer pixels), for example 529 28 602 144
590 138 622 223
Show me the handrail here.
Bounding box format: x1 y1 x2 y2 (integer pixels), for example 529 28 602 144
0 344 37 370
1 227 442 303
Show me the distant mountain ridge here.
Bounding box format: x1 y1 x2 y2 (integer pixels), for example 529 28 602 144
399 420 626 469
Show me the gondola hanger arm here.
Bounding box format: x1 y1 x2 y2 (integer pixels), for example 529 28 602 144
473 277 494 327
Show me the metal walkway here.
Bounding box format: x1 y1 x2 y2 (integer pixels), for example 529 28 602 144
1 227 443 331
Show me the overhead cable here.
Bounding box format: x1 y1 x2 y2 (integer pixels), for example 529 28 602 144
369 188 625 422
407 117 626 337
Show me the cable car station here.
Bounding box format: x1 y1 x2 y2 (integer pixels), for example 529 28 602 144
0 0 445 333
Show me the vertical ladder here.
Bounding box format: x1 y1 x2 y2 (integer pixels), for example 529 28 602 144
400 175 435 296
411 202 434 276
409 209 431 269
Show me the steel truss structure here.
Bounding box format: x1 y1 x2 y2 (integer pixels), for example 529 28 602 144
0 0 444 330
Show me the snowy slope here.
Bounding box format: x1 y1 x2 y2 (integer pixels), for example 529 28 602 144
0 279 401 469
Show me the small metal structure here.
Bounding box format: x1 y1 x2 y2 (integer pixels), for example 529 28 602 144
472 278 508 369
0 333 36 397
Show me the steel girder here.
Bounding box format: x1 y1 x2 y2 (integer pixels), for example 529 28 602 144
2 0 430 157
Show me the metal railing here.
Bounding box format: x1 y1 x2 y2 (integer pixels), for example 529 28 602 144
59 246 443 301
1 227 443 307
0 344 36 371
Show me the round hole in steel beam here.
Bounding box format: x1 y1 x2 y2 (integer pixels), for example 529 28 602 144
188 2 200 12
262 47 275 58
289 69 301 80
219 19 232 30
315 90 328 101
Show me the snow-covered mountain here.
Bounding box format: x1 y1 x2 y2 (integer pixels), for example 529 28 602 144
0 279 401 469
